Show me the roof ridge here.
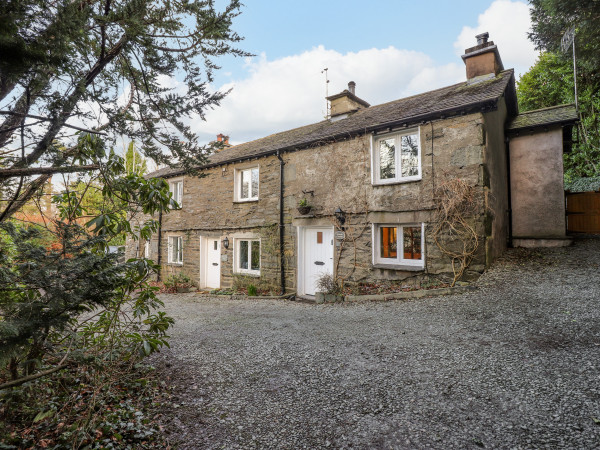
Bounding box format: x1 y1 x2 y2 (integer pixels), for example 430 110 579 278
147 69 516 179
517 103 577 115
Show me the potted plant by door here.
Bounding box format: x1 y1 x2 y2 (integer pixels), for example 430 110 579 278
297 198 312 215
314 273 344 303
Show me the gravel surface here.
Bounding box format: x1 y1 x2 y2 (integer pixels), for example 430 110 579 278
152 237 600 449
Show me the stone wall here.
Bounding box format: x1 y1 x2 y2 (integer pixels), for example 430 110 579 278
482 97 509 265
126 109 508 291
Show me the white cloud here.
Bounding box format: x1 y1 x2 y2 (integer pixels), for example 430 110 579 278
191 46 464 144
454 0 537 78
191 0 537 146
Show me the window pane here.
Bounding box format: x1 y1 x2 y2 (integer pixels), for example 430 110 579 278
177 237 183 262
379 138 396 179
400 134 419 177
241 171 249 199
251 168 259 197
239 240 249 269
403 226 422 260
251 240 260 271
380 226 397 259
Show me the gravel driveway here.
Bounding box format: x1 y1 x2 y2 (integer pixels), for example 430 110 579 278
152 238 600 449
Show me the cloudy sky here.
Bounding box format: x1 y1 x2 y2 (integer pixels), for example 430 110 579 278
188 0 538 146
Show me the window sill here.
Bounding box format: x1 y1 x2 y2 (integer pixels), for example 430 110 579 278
233 199 259 204
167 262 183 266
234 271 260 277
372 263 424 272
372 177 422 187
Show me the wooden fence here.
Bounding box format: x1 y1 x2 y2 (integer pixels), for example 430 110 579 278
566 191 600 233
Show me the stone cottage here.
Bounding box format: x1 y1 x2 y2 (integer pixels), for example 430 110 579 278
126 33 577 296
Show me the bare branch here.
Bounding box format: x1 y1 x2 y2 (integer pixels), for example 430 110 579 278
0 164 100 179
0 364 69 390
0 111 108 136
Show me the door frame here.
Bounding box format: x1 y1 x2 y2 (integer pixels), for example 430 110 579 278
199 235 221 289
297 226 335 296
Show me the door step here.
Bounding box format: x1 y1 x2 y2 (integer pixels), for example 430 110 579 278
293 295 316 304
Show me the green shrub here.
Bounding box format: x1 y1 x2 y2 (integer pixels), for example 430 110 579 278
247 284 258 296
164 273 193 290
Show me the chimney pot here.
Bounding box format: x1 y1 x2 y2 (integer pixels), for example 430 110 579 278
476 32 489 45
348 81 356 95
217 133 224 142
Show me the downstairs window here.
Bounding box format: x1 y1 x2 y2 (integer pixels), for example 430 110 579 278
373 223 424 268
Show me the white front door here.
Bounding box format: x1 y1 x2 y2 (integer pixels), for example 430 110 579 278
299 227 334 296
205 238 221 289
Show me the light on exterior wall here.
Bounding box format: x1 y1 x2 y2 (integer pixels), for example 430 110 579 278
222 236 229 250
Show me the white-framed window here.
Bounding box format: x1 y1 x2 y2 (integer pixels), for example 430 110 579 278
373 223 425 267
170 179 183 208
372 128 421 185
235 167 259 201
168 236 183 264
234 238 260 275
144 240 151 258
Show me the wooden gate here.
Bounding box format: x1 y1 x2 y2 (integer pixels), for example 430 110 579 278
566 192 600 233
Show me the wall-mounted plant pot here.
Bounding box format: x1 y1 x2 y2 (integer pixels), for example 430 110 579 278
297 206 312 215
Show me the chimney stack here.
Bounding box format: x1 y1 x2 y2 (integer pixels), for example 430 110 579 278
215 133 231 151
216 133 230 145
461 32 504 81
326 81 370 119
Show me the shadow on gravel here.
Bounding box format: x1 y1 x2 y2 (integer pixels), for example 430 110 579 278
151 237 600 449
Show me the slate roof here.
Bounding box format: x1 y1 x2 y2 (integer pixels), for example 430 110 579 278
506 104 578 133
149 69 516 179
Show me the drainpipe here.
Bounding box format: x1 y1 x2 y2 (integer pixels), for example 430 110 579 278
276 150 286 295
157 210 163 281
505 136 513 248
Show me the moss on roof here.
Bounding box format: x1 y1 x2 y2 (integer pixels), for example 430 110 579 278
506 104 578 133
150 70 516 179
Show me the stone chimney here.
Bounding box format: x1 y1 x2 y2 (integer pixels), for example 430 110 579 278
327 81 370 119
461 32 504 81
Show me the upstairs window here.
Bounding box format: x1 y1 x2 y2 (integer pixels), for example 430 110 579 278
168 236 183 264
236 167 259 201
170 179 183 208
373 223 424 268
373 129 421 184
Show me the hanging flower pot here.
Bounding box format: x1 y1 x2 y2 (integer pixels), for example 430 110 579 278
297 198 312 215
297 205 312 215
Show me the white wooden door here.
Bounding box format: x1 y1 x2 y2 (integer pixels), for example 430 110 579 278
206 238 221 289
301 227 334 295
